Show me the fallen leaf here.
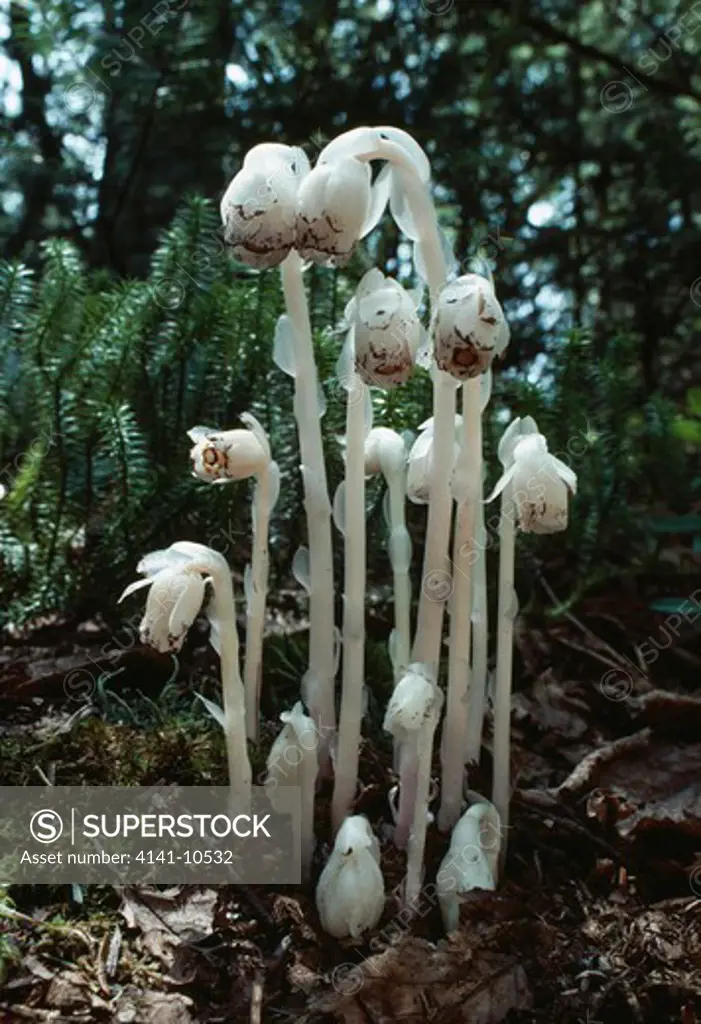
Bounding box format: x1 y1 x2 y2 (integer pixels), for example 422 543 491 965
315 933 532 1023
120 886 217 967
45 970 89 1008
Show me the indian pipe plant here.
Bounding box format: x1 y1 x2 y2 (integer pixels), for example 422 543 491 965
119 124 577 933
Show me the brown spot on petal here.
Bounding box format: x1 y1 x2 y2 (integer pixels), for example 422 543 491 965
453 346 480 370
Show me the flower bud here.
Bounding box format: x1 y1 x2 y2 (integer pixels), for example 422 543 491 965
383 663 440 739
347 270 422 388
364 427 406 478
437 801 501 932
188 427 268 483
406 416 462 505
296 157 371 266
136 565 206 654
316 815 385 938
487 425 578 535
220 144 310 269
433 274 509 380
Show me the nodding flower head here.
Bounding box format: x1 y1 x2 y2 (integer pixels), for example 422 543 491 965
119 542 229 654
406 414 463 505
296 157 372 267
487 421 578 535
383 663 441 739
188 419 269 484
220 143 310 269
315 815 385 938
346 269 422 388
363 426 407 479
433 273 509 380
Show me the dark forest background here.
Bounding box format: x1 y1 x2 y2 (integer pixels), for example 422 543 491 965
0 0 699 626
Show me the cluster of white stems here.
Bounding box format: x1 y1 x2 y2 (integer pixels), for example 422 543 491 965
118 125 576 938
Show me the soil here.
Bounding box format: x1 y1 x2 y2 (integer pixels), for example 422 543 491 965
0 587 700 1023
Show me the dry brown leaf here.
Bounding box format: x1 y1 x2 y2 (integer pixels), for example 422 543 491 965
119 886 217 967
114 985 194 1023
45 970 90 1008
315 934 532 1023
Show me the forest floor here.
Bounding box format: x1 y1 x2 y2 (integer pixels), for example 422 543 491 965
0 587 700 1024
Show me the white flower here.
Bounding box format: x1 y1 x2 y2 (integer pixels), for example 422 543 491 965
433 273 509 380
437 801 501 932
383 663 441 739
406 415 462 505
345 269 422 388
488 426 577 534
119 542 227 654
266 701 319 790
316 815 385 938
296 157 372 267
496 415 539 469
188 420 269 484
267 701 319 875
364 427 406 478
220 143 310 269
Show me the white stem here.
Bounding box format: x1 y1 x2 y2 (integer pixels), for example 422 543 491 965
438 379 481 832
340 135 455 674
280 252 336 773
332 374 367 833
394 735 418 849
212 568 252 805
492 482 516 872
348 135 454 895
404 706 440 910
465 490 488 765
387 473 411 681
243 468 271 745
301 766 316 880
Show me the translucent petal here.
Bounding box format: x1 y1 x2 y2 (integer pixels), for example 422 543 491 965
267 460 281 514
408 285 425 311
137 547 190 577
356 267 387 299
317 380 327 419
243 563 253 609
168 573 206 639
439 227 459 277
359 163 392 238
118 577 154 603
551 455 578 494
497 418 523 468
335 327 355 381
273 315 297 378
413 239 427 283
484 463 516 504
382 487 391 528
195 692 226 730
240 411 270 459
332 480 346 536
388 629 399 672
292 546 311 593
333 626 342 675
389 172 420 241
187 425 216 443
